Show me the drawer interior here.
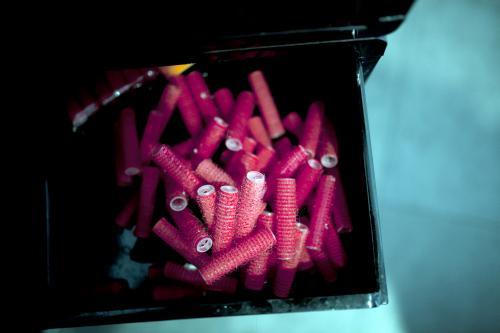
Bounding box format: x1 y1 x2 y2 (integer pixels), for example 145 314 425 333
40 43 382 328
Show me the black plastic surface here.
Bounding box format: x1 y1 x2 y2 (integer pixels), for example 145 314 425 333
59 2 413 67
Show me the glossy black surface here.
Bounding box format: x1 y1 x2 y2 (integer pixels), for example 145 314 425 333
59 2 413 67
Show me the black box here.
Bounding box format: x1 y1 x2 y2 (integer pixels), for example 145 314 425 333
32 2 413 329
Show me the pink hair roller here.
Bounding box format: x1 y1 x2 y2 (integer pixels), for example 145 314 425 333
192 116 228 167
170 75 203 136
267 249 279 273
80 280 129 297
248 70 285 139
242 136 258 153
240 152 259 175
227 136 258 160
163 174 188 213
298 247 314 271
151 144 202 197
260 201 268 215
282 112 303 137
274 145 309 178
289 224 309 266
274 136 293 159
172 138 196 158
186 71 219 121
199 225 276 285
227 138 259 182
248 116 272 147
196 184 216 228
117 107 141 176
163 262 237 294
257 211 274 230
214 88 234 120
255 145 276 172
225 136 256 174
157 84 181 116
325 223 347 268
317 121 339 168
115 194 138 228
134 166 161 238
225 91 255 152
273 223 309 298
306 175 336 250
295 159 324 208
148 265 162 280
225 150 244 181
140 85 181 164
171 208 213 253
195 159 236 187
152 285 201 301
274 178 298 260
311 248 337 283
212 185 239 253
226 151 258 185
297 216 314 271
299 102 324 157
114 123 132 187
329 168 352 233
235 171 267 238
164 262 199 283
152 218 209 268
140 110 165 164
326 121 340 153
243 211 275 291
262 153 279 176
264 145 309 202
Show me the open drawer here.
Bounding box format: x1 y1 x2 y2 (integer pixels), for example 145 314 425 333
32 38 392 329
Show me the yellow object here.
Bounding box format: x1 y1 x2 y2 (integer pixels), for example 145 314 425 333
159 64 195 77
